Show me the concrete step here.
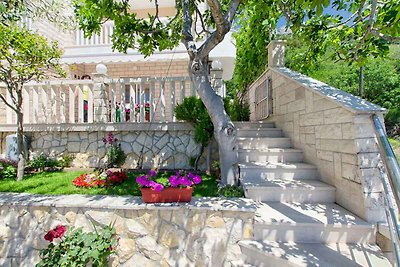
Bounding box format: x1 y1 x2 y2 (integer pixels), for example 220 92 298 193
253 202 376 243
234 121 275 129
238 148 304 163
238 137 292 149
239 241 392 267
243 178 335 203
237 128 283 138
239 162 319 180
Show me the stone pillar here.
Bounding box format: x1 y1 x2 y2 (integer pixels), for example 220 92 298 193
267 40 286 68
210 60 224 97
92 64 109 123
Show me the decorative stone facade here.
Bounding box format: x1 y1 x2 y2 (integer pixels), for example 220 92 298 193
0 193 255 267
248 67 387 222
0 123 218 170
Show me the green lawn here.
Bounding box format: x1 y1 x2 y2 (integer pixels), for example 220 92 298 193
0 170 219 197
389 137 400 163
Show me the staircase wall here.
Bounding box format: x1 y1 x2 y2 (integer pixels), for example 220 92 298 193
248 67 387 223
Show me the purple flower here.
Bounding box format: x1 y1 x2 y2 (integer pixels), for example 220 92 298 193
149 170 157 177
192 175 202 185
154 183 164 192
180 177 192 187
136 175 148 187
148 180 156 187
169 176 179 187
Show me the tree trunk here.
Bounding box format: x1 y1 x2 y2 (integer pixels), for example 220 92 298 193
16 108 26 181
189 58 239 185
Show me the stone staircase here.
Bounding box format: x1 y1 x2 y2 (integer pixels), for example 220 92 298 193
234 121 392 267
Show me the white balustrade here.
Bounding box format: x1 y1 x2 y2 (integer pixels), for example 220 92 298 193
1 76 194 125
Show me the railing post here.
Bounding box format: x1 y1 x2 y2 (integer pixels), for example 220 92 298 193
92 64 109 123
267 40 286 68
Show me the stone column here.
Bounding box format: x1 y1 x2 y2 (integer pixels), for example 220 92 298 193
267 40 286 68
210 60 224 97
92 64 109 123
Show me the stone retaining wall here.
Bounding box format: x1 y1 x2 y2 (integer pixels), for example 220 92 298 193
0 123 219 170
0 193 255 267
248 67 387 222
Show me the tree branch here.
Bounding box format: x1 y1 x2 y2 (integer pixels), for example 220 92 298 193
0 89 18 113
181 0 195 59
198 0 242 59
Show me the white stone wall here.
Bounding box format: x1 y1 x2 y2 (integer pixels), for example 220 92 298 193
0 193 255 267
248 67 386 222
0 123 219 170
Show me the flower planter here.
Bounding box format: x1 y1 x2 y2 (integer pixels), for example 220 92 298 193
140 187 193 203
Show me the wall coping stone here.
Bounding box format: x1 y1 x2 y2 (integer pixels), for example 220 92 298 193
0 122 195 133
272 67 387 114
0 192 257 213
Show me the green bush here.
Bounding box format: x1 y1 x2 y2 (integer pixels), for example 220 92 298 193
175 96 214 147
218 185 244 198
224 98 250 121
0 159 17 179
37 225 117 267
0 165 17 179
58 154 74 168
28 153 63 171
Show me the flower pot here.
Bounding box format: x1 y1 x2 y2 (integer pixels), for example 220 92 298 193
140 187 193 203
145 112 150 122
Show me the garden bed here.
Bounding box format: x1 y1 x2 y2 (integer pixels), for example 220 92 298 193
0 170 219 197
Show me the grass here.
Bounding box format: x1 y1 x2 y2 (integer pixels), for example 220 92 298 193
389 137 400 163
0 170 219 197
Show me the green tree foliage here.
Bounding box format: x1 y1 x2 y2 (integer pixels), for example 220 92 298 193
175 97 214 169
0 22 63 180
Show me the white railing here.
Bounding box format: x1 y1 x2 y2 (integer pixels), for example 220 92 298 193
75 21 114 46
1 76 195 125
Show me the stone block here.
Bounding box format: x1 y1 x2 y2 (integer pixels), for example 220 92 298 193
355 138 379 153
117 238 136 263
313 98 339 111
342 163 359 182
315 124 342 139
324 108 353 124
299 126 315 134
67 142 81 153
317 150 333 162
360 168 384 193
319 139 356 154
159 223 185 249
299 111 324 126
287 99 305 113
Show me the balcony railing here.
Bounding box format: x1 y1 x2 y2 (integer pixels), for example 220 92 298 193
0 76 195 125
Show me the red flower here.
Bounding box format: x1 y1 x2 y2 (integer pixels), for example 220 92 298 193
44 225 67 242
44 230 56 242
53 225 67 238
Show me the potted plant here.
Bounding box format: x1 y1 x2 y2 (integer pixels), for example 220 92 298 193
136 170 202 203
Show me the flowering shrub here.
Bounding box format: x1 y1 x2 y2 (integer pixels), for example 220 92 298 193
134 101 150 114
103 132 126 168
37 224 117 267
72 170 128 188
136 170 202 192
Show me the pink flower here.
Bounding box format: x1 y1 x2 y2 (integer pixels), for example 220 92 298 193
154 183 164 192
149 170 157 177
192 175 202 185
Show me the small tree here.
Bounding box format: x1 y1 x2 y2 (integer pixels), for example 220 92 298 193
0 23 63 180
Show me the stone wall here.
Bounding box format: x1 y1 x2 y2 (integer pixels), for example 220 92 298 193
248 67 387 222
0 193 255 267
0 123 218 171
